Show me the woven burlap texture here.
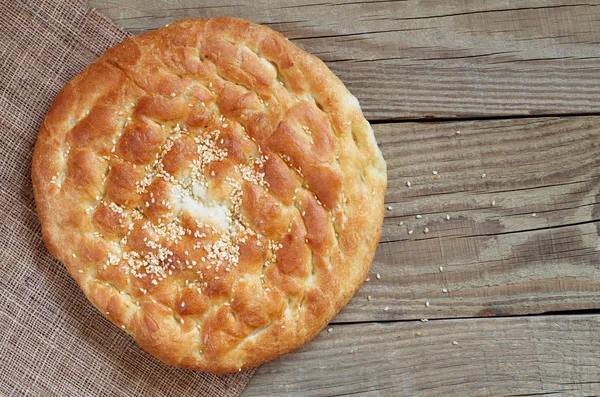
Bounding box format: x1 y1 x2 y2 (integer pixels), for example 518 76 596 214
0 1 256 395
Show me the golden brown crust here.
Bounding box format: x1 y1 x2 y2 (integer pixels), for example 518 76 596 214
32 17 386 373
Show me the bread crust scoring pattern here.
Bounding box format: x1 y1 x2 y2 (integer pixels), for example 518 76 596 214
32 17 387 373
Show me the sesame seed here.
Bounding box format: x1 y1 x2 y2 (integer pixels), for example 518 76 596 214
281 325 286 329
446 215 450 220
347 121 352 125
105 312 110 315
432 170 438 175
439 266 444 272
421 319 428 322
492 200 496 206
121 325 126 329
181 302 185 308
72 253 77 258
425 301 430 307
416 215 422 219
415 331 422 336
398 221 404 226
481 173 487 178
442 288 448 293
531 213 537 217
406 181 412 187
78 270 83 273
424 228 429 234
365 277 370 282
455 130 461 135
452 341 459 346
384 307 389 311
386 206 393 211
376 273 381 279
408 230 414 235
327 327 333 333
367 295 372 301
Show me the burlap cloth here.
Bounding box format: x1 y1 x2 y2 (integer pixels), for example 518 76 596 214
0 1 257 395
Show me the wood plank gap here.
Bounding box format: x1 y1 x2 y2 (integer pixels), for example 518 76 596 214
330 309 600 326
368 111 600 125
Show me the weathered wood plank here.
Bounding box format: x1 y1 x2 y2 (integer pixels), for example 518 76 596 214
243 314 600 396
333 116 600 322
90 0 600 120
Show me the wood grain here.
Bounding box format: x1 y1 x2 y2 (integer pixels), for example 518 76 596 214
243 314 600 396
334 116 600 322
90 0 600 120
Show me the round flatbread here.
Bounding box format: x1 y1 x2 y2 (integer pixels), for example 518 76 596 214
32 17 386 373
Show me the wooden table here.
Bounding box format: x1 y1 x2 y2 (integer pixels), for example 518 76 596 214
92 1 600 395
